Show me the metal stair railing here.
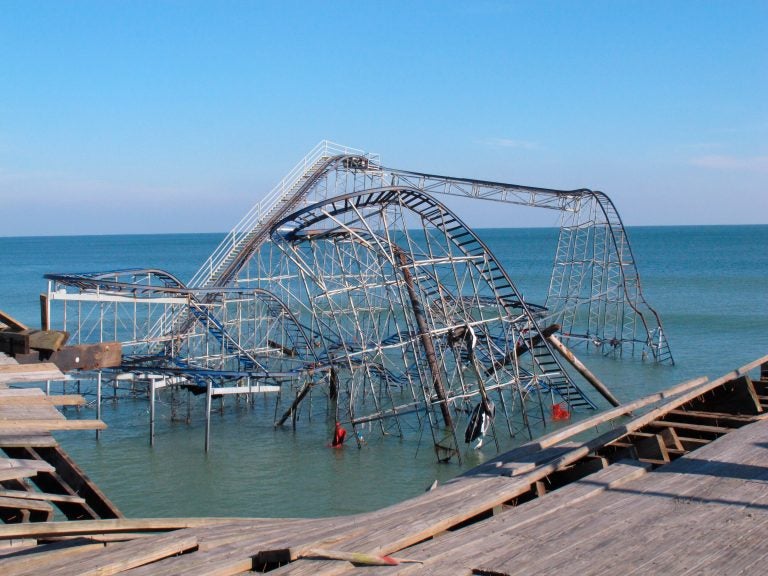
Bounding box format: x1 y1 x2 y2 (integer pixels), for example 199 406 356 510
201 155 331 288
189 140 370 289
146 141 370 345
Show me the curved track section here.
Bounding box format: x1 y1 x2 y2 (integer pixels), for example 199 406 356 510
188 142 671 366
269 187 595 459
45 268 189 293
385 167 673 364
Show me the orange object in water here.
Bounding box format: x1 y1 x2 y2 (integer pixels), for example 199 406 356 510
551 403 570 421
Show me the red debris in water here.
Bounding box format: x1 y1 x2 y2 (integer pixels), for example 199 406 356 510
551 403 570 421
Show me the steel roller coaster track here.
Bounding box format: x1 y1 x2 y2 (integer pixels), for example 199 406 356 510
44 141 672 460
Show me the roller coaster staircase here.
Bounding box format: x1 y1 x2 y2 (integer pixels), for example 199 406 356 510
150 143 368 365
528 340 596 408
190 142 371 290
455 331 595 410
407 192 594 410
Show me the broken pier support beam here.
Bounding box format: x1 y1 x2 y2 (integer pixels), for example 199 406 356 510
547 334 622 408
276 378 313 428
396 250 453 428
14 342 122 372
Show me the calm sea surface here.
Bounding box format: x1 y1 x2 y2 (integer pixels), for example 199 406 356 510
1 226 766 518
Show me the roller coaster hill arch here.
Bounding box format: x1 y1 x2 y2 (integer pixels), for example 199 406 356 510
43 141 673 462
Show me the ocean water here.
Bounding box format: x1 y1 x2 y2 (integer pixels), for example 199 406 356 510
0 225 766 518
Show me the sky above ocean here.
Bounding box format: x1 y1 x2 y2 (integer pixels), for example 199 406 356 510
1 1 766 236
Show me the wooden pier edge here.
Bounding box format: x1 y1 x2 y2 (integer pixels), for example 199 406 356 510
0 355 121 524
0 353 766 575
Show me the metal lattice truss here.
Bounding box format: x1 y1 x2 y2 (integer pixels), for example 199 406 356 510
44 141 672 460
187 142 672 364
45 269 317 385
382 170 673 364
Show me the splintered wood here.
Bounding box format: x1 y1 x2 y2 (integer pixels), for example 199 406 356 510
0 364 65 386
0 357 120 526
0 355 766 575
0 307 69 357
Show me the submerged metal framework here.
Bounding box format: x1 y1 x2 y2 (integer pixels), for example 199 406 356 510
44 141 672 460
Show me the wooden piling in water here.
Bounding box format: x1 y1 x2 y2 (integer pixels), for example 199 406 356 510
204 379 212 452
396 250 453 429
547 334 622 407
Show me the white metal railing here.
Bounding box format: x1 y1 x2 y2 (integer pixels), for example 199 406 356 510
188 140 371 289
145 141 375 346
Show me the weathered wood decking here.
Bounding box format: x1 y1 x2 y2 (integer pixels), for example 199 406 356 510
0 354 121 525
1 354 767 574
351 412 768 575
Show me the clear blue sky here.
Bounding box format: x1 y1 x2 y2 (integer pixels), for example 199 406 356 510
1 0 766 236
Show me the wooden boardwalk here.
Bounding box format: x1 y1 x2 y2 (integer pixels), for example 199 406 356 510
0 354 767 574
356 414 768 575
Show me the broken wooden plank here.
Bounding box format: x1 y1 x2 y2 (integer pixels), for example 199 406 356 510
0 517 295 540
628 432 671 464
0 394 86 407
0 495 54 514
44 395 85 406
0 419 107 432
0 466 38 482
40 293 49 331
0 363 65 384
297 548 414 566
677 436 711 450
0 331 30 355
43 532 160 544
0 310 29 331
648 420 733 435
667 408 761 424
0 330 70 354
14 342 122 371
28 330 69 353
0 457 56 473
658 427 685 452
0 488 86 505
40 532 199 576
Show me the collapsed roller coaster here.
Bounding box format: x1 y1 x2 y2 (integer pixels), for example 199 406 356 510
43 141 673 461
